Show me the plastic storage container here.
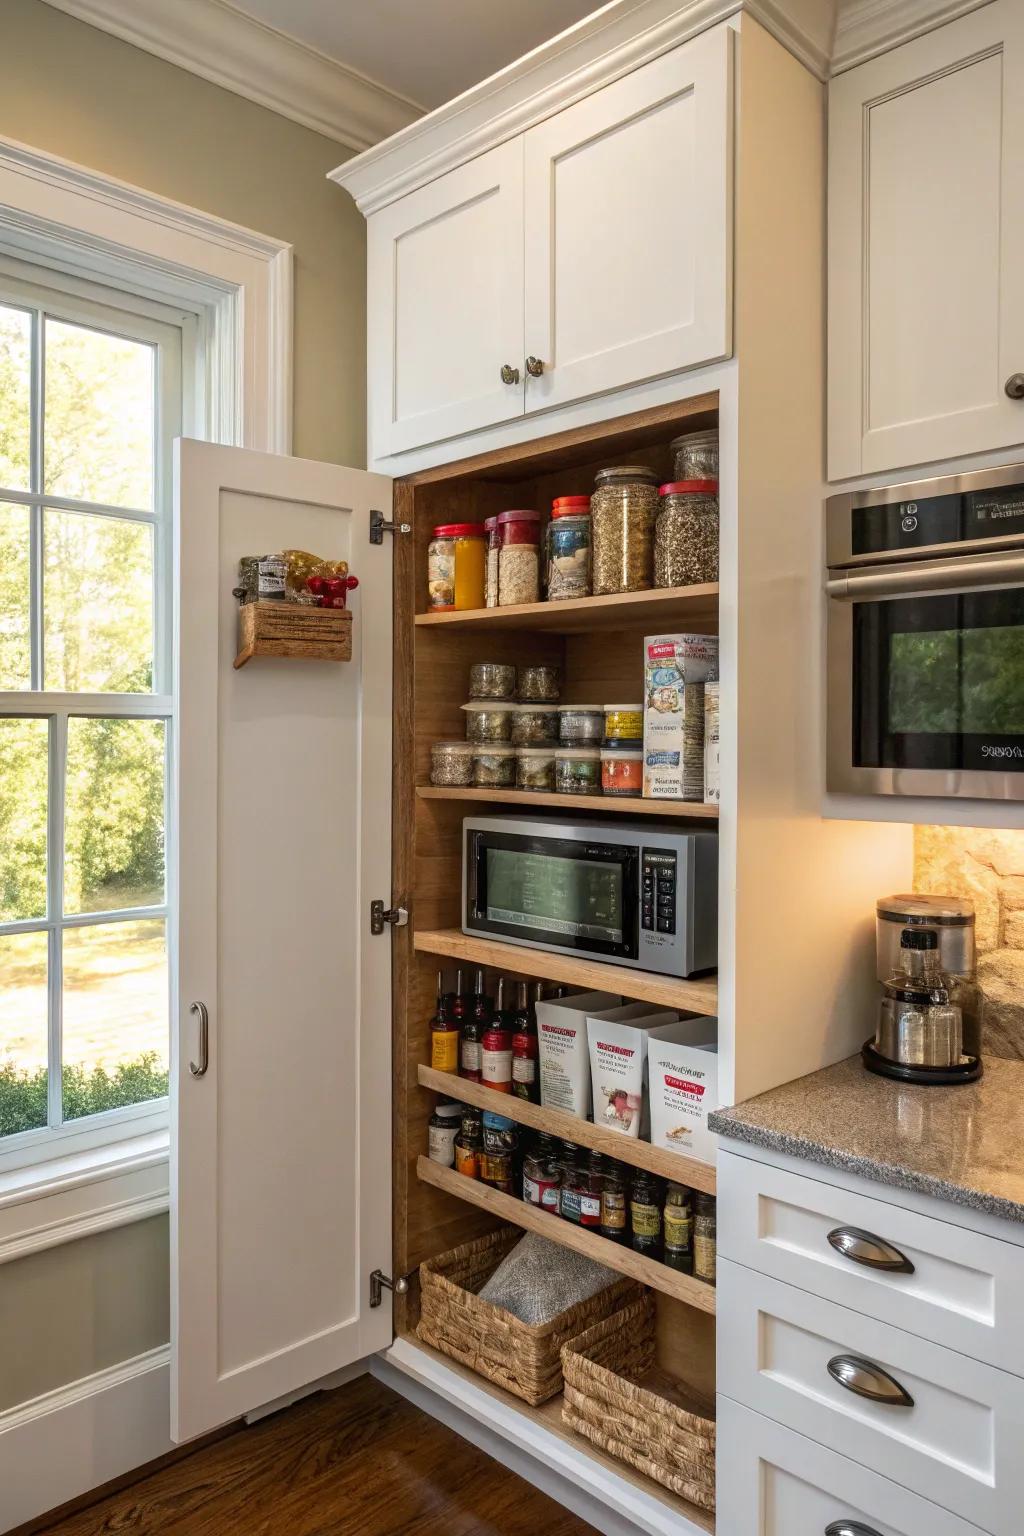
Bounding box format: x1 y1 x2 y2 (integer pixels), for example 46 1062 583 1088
461 701 517 743
545 496 592 601
427 523 487 611
511 704 560 747
497 510 541 607
590 466 659 595
654 482 719 589
516 746 556 792
517 665 561 702
559 706 604 746
670 429 719 482
469 662 516 700
554 747 602 795
601 746 643 797
602 705 643 744
430 740 475 786
472 744 516 787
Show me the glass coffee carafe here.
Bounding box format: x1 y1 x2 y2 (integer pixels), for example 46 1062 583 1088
864 925 980 1085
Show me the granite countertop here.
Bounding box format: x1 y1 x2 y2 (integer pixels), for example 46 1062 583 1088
709 1054 1024 1224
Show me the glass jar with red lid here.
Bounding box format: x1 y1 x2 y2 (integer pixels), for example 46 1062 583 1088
427 523 487 611
654 481 719 589
497 510 541 607
545 494 592 601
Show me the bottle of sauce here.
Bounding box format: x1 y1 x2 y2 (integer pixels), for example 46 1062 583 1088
694 1192 717 1285
454 1107 483 1179
429 970 460 1074
522 1133 560 1212
481 977 512 1092
559 1144 601 1228
630 1170 663 1261
470 967 493 1026
599 1160 629 1244
459 970 486 1083
663 1182 693 1272
452 968 469 1023
480 1110 517 1193
427 1102 462 1167
511 979 539 1102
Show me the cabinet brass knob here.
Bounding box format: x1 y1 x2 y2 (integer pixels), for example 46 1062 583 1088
525 355 544 377
500 363 520 385
1006 373 1024 400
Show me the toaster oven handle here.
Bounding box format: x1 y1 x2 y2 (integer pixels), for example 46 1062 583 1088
827 550 1024 600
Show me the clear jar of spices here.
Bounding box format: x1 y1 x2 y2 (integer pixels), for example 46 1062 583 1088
461 701 516 743
516 746 556 792
558 706 604 746
484 515 500 609
554 747 601 795
517 665 560 703
591 465 659 595
670 429 719 483
472 744 516 788
545 495 592 601
430 740 475 786
511 704 559 747
694 1191 716 1285
654 481 719 589
600 745 643 797
427 523 487 611
522 1133 560 1211
469 662 516 700
497 510 541 607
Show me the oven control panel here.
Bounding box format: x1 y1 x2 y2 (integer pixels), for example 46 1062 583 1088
642 849 677 935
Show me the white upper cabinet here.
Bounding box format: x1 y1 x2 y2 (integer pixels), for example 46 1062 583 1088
368 140 525 458
829 1 1024 479
522 27 733 414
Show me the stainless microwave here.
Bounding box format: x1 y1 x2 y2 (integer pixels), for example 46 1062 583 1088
462 816 718 978
827 462 1024 800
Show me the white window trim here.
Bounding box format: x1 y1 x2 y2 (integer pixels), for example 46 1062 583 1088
0 134 293 1250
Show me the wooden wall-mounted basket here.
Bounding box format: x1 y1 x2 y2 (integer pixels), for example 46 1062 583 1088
234 602 353 668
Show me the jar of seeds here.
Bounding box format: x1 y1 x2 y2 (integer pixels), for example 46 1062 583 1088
517 665 560 703
554 747 601 795
516 746 556 792
670 429 719 483
497 510 541 606
430 740 475 786
484 515 500 609
545 495 591 601
461 701 516 743
511 704 559 747
469 662 516 700
473 744 516 788
591 465 659 594
654 481 719 589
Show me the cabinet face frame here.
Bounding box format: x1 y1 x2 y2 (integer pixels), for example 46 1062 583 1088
368 140 525 460
828 0 1024 479
523 27 734 415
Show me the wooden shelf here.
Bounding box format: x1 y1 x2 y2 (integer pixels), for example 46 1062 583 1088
416 785 719 818
414 583 718 635
234 602 352 668
416 1156 716 1313
418 1065 716 1194
413 928 719 1015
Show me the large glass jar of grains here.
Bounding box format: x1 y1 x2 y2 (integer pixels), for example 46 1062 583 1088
590 466 659 594
670 428 719 482
545 495 592 601
497 510 541 606
654 481 719 588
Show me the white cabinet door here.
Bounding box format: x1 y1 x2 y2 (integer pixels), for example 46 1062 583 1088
523 27 732 415
171 441 394 1442
367 141 524 458
829 2 1024 478
717 1396 988 1536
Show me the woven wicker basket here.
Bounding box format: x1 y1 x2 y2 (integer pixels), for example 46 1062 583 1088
561 1293 717 1510
417 1225 641 1407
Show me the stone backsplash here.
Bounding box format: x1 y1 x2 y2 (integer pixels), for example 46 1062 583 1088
914 826 1024 1058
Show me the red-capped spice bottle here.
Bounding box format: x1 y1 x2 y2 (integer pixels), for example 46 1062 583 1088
481 977 512 1093
429 970 459 1074
511 980 539 1102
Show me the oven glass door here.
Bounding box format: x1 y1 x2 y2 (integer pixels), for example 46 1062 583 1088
853 588 1024 772
467 828 639 960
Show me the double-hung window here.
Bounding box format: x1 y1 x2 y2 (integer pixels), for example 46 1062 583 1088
0 264 181 1166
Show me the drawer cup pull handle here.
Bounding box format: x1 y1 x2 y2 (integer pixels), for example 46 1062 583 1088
826 1524 884 1536
827 1226 914 1274
826 1354 914 1407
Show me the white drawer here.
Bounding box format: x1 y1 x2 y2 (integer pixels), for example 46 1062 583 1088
717 1396 987 1536
718 1259 1024 1533
718 1150 1024 1376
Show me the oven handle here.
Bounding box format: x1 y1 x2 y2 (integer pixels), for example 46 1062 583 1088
827 550 1024 601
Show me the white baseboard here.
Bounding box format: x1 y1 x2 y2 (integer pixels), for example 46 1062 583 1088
0 1346 173 1534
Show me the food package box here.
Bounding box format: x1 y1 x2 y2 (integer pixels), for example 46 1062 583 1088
648 1017 720 1162
643 633 720 800
586 1008 702 1139
536 991 622 1117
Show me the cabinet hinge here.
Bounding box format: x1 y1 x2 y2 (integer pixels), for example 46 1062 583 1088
370 509 412 545
370 899 409 935
369 1269 410 1308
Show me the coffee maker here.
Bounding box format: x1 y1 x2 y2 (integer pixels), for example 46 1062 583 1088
863 894 982 1084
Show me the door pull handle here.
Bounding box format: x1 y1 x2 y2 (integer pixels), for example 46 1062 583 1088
189 1000 209 1078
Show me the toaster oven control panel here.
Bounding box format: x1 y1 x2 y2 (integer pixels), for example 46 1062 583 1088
642 849 677 935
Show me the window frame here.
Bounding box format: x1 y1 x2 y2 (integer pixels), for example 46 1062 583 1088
0 265 182 1174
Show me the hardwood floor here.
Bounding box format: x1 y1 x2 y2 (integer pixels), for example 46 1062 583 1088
27 1376 598 1535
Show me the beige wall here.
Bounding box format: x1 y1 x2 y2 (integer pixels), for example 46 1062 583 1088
0 0 366 1412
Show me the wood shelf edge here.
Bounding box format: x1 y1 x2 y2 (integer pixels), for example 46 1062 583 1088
417 1065 717 1194
415 786 719 818
414 582 719 630
415 1156 716 1314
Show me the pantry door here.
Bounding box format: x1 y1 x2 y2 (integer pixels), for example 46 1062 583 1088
171 440 394 1443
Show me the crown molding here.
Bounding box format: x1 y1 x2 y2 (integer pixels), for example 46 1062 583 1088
331 0 835 216
831 0 990 71
38 0 423 153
